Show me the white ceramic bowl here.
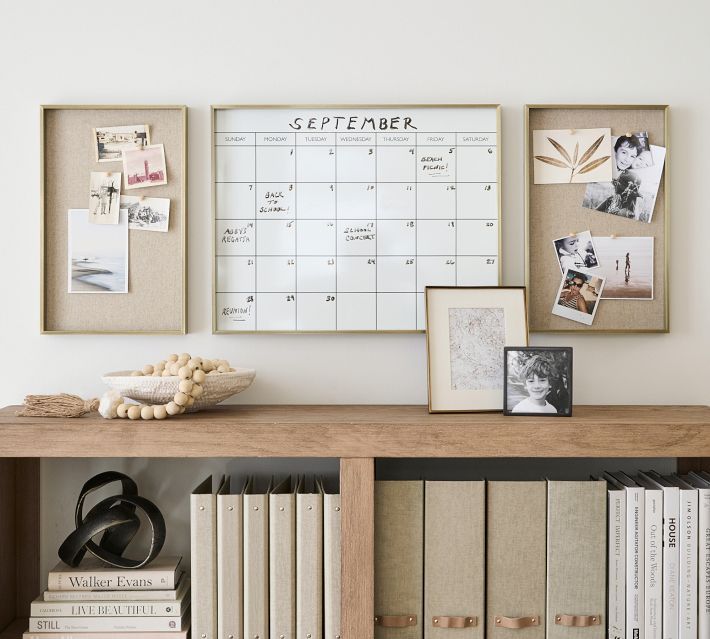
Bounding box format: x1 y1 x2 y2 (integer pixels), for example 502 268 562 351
101 368 256 411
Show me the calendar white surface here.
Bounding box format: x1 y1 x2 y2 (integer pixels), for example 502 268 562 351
213 106 500 332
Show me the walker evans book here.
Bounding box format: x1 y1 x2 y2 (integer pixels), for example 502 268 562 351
47 557 182 591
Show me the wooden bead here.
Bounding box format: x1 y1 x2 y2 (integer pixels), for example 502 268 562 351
191 383 204 398
152 371 161 377
141 405 154 420
178 366 193 380
116 404 129 418
202 359 214 373
166 401 181 415
127 405 142 420
187 358 202 370
162 369 172 377
187 396 195 407
169 362 180 376
217 364 229 374
174 392 189 406
153 404 168 420
155 361 166 372
179 352 191 361
167 354 178 362
142 364 154 375
131 370 143 377
192 369 206 384
179 379 194 394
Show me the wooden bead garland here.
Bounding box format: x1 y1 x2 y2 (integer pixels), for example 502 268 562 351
115 354 236 421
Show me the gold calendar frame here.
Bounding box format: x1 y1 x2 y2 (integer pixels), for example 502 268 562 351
211 104 502 334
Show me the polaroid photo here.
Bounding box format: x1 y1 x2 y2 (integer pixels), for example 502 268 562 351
532 128 612 184
582 139 666 223
94 125 150 162
123 144 168 189
552 230 599 274
89 172 122 224
504 346 572 416
552 268 606 326
68 208 128 293
121 196 170 232
593 236 654 300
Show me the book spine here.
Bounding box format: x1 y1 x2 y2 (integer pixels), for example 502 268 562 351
699 489 710 639
29 615 183 632
47 570 175 591
678 490 698 639
608 489 626 639
663 488 680 639
625 487 645 639
43 589 180 602
31 600 184 617
645 490 662 639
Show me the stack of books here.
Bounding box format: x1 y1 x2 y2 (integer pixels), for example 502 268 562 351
24 556 190 639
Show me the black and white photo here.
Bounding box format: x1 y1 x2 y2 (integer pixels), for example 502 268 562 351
94 125 150 162
504 347 572 416
552 230 599 273
582 137 666 223
593 236 654 300
121 196 170 232
552 268 606 326
89 172 122 225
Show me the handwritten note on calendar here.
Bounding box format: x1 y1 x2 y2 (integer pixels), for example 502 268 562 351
213 106 500 332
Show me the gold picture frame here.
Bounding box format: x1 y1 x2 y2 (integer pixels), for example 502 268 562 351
40 105 188 334
524 104 669 333
211 104 502 334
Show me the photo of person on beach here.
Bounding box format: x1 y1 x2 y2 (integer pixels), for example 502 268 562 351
592 236 654 300
68 208 128 293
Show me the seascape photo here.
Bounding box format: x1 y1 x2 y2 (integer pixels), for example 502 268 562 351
68 208 128 293
593 236 654 300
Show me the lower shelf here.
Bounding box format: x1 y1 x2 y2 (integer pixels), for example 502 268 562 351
0 618 26 639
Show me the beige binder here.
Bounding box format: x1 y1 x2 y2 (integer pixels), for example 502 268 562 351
296 477 324 639
218 477 244 639
425 481 485 639
244 477 271 639
487 481 546 639
546 481 606 639
375 480 423 639
191 475 224 639
270 477 296 639
322 479 342 639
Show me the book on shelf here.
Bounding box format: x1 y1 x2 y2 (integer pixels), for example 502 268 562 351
43 574 188 602
424 480 484 639
46 556 182 592
297 476 324 639
321 478 342 639
687 471 710 639
486 481 546 639
217 476 245 639
603 471 645 639
244 476 271 639
270 476 296 639
603 476 626 639
635 474 663 639
28 610 188 632
23 629 188 639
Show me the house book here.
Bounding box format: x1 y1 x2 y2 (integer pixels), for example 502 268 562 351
43 575 188 602
47 556 182 591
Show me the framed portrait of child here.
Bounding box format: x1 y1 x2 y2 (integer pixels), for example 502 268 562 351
503 346 573 417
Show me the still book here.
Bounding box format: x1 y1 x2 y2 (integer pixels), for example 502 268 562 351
29 611 186 632
47 556 182 591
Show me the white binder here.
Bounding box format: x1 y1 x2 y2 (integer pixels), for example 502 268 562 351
244 477 271 639
217 477 245 639
270 477 296 639
322 478 342 639
296 476 323 639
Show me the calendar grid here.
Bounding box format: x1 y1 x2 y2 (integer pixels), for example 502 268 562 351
214 108 500 332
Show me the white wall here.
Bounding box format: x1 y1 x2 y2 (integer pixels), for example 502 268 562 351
1 0 708 407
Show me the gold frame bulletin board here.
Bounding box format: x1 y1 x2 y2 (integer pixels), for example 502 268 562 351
40 105 188 334
525 104 669 333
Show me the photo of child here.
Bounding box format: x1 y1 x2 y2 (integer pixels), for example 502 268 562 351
552 230 599 274
504 347 572 416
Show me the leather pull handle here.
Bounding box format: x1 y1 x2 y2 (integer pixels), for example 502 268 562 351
555 614 601 627
432 616 477 628
375 615 417 628
494 615 540 629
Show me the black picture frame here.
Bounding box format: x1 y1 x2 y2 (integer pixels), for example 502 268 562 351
503 346 573 417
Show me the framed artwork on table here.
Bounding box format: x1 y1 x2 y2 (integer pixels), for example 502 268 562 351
425 286 528 413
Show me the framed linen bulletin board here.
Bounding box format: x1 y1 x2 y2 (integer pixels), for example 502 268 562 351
525 104 669 333
212 105 501 333
41 105 187 334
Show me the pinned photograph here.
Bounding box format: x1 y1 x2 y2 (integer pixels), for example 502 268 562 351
68 208 128 293
593 236 654 300
552 268 605 326
94 125 150 162
120 196 170 232
89 172 122 224
123 144 167 189
552 230 599 273
582 139 666 223
532 128 612 184
504 347 572 416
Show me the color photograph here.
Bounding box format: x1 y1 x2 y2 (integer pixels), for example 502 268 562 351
123 144 168 189
68 208 128 293
94 124 150 162
552 268 605 326
593 236 654 300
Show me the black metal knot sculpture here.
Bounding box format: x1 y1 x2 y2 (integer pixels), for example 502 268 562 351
58 471 166 569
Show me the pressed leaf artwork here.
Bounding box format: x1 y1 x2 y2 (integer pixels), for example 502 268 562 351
532 128 612 184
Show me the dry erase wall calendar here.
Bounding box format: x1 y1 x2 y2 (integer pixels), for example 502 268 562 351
213 105 500 332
